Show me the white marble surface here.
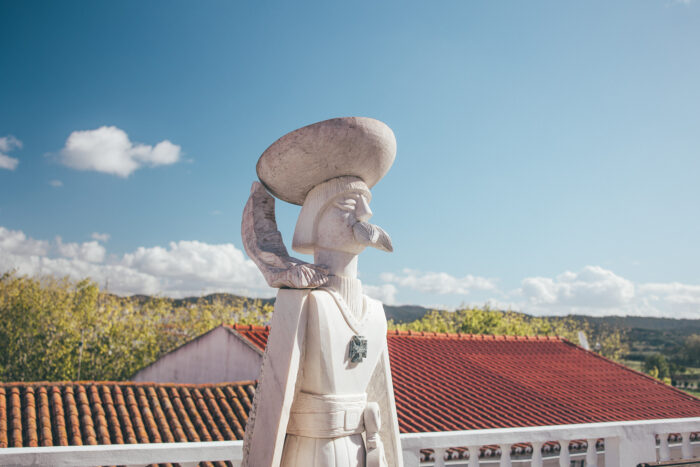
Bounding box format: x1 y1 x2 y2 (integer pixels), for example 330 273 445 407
241 117 402 467
256 117 396 206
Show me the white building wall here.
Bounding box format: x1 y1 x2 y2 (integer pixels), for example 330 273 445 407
131 326 263 384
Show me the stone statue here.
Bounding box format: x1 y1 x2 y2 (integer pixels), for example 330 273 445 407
241 117 404 467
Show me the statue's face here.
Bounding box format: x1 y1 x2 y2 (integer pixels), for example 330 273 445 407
314 191 392 255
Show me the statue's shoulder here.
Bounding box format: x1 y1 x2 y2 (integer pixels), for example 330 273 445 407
276 288 313 299
306 288 336 307
363 295 389 322
275 288 334 311
363 294 385 310
273 288 314 312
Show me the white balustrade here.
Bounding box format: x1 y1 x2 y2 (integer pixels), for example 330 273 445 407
0 440 242 467
434 447 447 467
468 445 480 467
558 439 570 467
586 438 598 467
659 434 671 461
531 441 544 467
0 417 697 467
681 431 692 459
499 443 512 467
400 417 699 467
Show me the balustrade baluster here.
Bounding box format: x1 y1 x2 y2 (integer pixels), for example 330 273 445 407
658 433 670 461
558 440 570 467
586 438 598 467
467 445 480 467
530 441 543 467
681 432 692 459
434 448 447 467
499 443 512 467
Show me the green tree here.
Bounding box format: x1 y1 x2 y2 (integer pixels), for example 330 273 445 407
643 353 671 380
388 305 628 361
678 334 700 367
0 271 271 381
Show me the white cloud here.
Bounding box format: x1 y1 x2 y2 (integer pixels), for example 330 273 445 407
507 266 698 318
91 232 110 242
0 135 21 171
521 266 635 309
380 268 497 295
0 135 22 152
49 180 63 187
0 225 271 298
637 282 700 317
0 227 50 256
363 283 398 305
59 126 181 177
0 155 18 170
56 237 106 263
374 264 700 318
121 240 266 296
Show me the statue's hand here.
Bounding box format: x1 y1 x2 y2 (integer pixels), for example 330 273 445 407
269 261 328 289
242 181 329 289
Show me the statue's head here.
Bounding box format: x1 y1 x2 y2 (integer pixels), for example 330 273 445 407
244 117 396 288
291 176 392 255
256 116 396 255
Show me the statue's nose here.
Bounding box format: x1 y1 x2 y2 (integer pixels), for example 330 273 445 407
355 196 373 222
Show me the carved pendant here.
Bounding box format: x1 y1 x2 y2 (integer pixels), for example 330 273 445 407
349 335 368 363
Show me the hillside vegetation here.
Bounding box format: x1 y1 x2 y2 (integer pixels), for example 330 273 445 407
0 271 271 381
1 271 697 384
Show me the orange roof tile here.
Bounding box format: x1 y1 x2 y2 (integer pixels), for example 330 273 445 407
0 381 254 463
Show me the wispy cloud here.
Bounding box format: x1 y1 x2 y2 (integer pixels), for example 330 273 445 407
91 232 110 242
49 179 63 187
59 126 181 177
380 268 498 296
0 226 271 298
506 266 700 318
0 135 22 171
520 266 634 309
363 283 398 305
375 265 700 318
3 225 698 318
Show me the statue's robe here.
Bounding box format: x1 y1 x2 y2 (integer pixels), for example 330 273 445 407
242 288 403 467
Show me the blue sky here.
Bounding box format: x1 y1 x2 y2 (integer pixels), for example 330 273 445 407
1 1 699 317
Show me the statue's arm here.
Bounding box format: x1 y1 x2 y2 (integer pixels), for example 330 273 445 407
241 289 310 467
241 181 328 288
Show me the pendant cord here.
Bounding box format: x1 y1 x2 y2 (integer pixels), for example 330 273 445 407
319 287 368 335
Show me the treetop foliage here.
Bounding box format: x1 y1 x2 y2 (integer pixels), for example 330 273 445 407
388 305 628 361
0 271 271 382
1 271 636 382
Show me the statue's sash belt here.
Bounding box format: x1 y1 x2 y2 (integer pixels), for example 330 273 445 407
286 392 368 438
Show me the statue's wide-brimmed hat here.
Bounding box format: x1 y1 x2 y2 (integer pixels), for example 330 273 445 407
256 117 396 205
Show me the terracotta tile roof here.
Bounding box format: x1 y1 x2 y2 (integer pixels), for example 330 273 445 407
228 324 700 432
0 381 254 465
227 324 269 352
2 327 698 463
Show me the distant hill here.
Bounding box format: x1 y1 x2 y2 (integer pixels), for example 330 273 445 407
565 315 700 333
383 304 432 323
126 292 698 357
128 292 698 330
139 292 430 324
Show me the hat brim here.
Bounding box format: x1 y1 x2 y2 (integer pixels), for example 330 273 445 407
256 117 396 205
